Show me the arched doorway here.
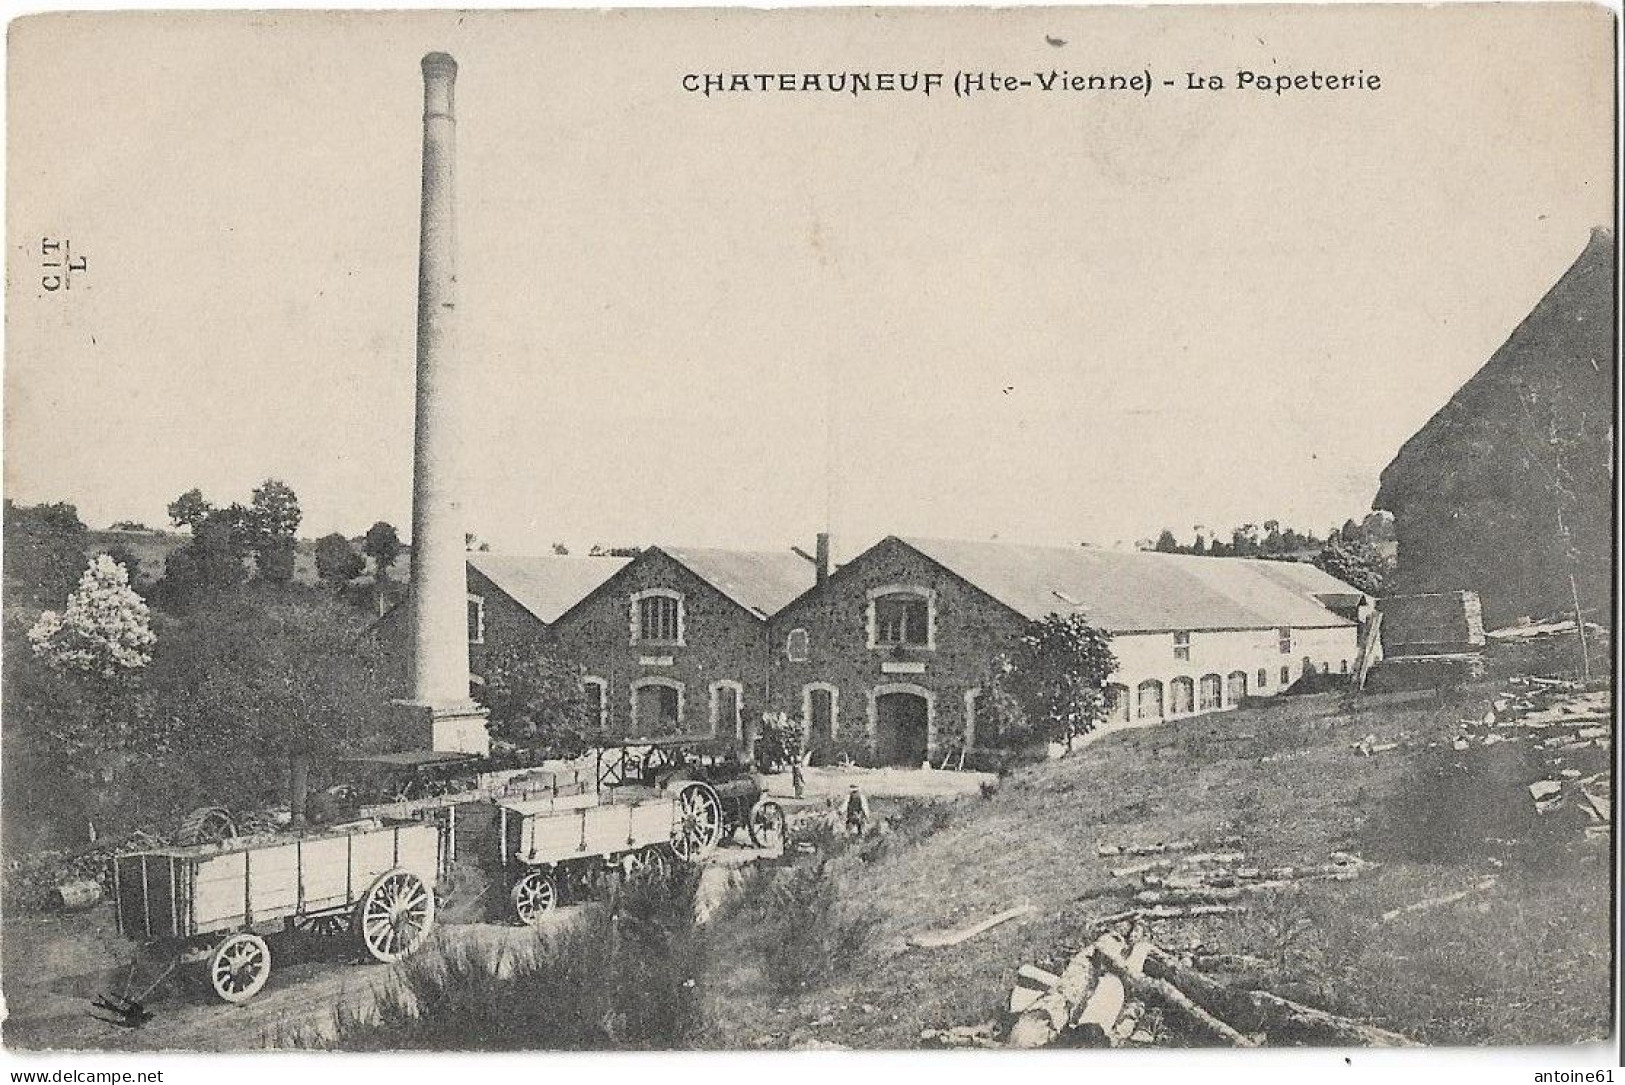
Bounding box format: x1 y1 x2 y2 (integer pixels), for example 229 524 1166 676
632 679 682 734
1105 684 1131 725
1169 676 1195 716
874 689 930 766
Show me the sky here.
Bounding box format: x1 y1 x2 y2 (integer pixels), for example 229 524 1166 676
3 5 1615 562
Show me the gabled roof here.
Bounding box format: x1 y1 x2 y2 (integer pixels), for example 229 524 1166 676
898 536 1358 633
468 553 632 625
658 546 817 619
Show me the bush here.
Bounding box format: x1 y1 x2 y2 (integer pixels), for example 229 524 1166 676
318 866 710 1050
723 857 882 996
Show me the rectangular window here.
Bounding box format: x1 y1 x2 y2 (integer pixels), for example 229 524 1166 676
1278 627 1292 654
638 595 680 642
875 596 929 646
467 596 485 644
1173 631 1191 661
1257 668 1268 689
1280 665 1291 686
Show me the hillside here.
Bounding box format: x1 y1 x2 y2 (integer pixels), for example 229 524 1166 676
704 677 1611 1048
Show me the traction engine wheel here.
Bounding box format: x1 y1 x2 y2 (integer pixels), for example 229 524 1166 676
671 781 723 861
208 931 271 1003
511 869 557 925
356 869 436 963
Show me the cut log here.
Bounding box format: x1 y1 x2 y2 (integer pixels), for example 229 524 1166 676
1092 936 1257 1047
1140 903 1249 920
1007 934 1104 1048
1110 999 1146 1044
1112 858 1174 878
1141 945 1266 1032
1070 936 1147 1046
1379 877 1496 923
908 903 1035 949
1247 990 1418 1047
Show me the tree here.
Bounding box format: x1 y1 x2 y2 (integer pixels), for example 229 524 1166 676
315 532 366 584
1314 540 1393 597
250 479 303 542
28 555 156 679
474 645 591 750
248 480 301 584
167 488 214 532
363 521 403 580
1002 613 1118 745
3 500 89 610
1154 529 1179 553
156 507 249 607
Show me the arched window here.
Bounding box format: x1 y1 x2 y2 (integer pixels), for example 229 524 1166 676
866 586 935 649
1136 680 1164 720
1226 670 1248 704
785 628 810 662
1105 684 1131 724
630 589 684 646
1198 674 1223 711
1169 677 1195 715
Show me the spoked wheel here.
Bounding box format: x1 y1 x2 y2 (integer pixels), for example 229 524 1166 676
356 869 436 963
671 781 723 861
178 806 237 847
748 800 787 854
622 846 672 882
208 932 271 1004
510 869 557 925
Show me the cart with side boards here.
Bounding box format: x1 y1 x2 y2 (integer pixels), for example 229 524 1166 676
493 782 723 924
110 819 443 1003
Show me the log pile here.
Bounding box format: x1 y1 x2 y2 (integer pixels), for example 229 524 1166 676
997 927 1416 1049
1089 840 1373 924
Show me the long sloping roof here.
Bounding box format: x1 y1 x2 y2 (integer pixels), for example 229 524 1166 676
900 537 1357 632
659 546 817 618
468 553 632 624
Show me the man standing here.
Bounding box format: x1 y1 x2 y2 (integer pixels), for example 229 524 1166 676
844 783 871 837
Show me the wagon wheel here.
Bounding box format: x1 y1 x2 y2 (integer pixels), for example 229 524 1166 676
748 800 787 854
510 869 557 925
356 869 436 963
623 845 673 882
670 781 723 861
177 806 237 846
208 932 271 1003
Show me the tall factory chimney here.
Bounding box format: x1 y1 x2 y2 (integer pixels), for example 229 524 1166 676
394 51 490 755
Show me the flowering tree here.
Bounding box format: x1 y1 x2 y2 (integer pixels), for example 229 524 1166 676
28 555 156 678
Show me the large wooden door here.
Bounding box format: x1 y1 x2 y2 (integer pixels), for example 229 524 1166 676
875 691 929 766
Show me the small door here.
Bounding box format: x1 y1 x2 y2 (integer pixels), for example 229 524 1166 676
808 688 835 748
712 684 741 739
1226 670 1248 704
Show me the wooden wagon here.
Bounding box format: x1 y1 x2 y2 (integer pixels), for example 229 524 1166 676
110 819 442 1003
492 786 720 924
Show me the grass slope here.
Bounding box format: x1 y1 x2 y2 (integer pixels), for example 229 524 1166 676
705 685 1611 1048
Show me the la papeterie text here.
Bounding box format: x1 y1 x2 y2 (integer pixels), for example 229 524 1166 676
682 68 1383 98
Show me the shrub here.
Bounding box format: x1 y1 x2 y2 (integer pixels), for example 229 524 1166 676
318 866 710 1050
724 857 882 996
